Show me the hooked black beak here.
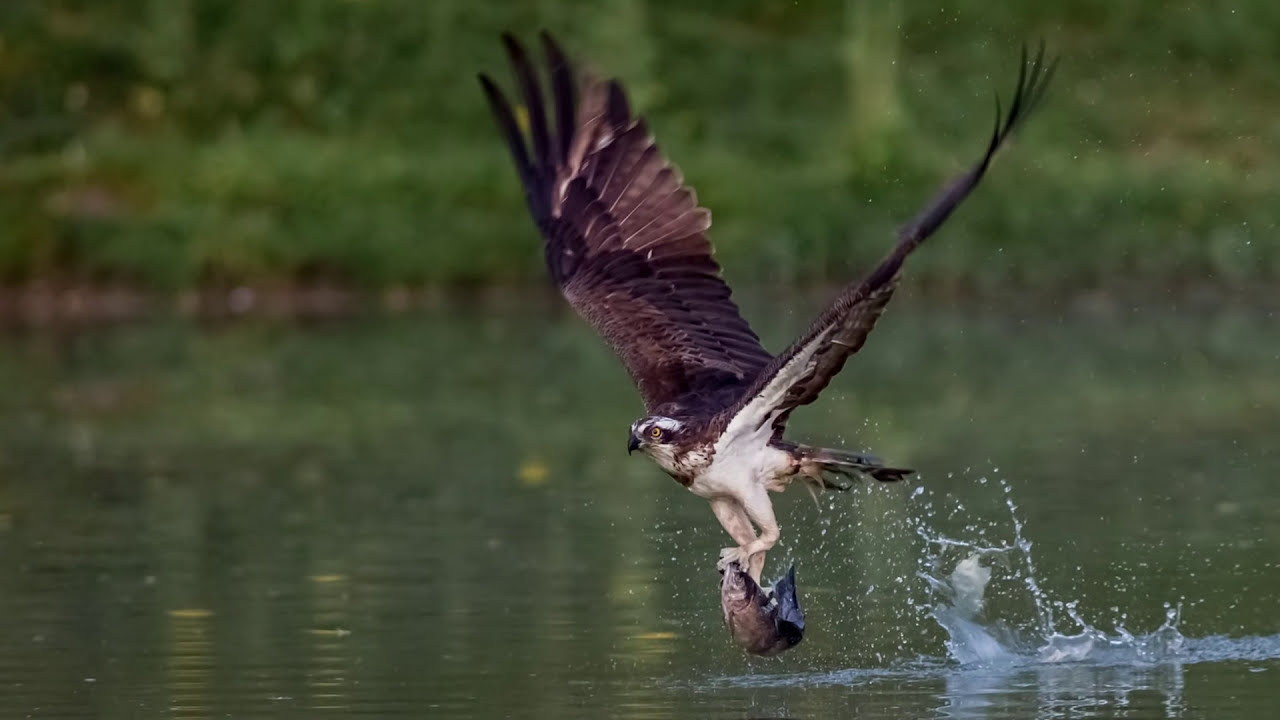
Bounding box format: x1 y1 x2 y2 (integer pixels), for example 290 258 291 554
627 433 640 455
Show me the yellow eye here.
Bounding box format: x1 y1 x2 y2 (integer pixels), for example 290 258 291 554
650 427 663 439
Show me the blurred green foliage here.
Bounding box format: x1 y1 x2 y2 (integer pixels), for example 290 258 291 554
0 0 1277 291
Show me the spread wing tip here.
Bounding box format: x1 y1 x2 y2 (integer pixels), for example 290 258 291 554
922 41 1059 194
539 30 565 59
483 31 775 408
482 31 584 230
540 32 576 166
499 31 522 57
986 40 1058 165
477 72 537 197
897 41 1056 247
726 40 1057 437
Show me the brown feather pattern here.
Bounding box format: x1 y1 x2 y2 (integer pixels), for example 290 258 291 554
483 33 1054 434
480 32 772 412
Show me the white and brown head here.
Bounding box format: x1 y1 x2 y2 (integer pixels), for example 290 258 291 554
627 415 695 475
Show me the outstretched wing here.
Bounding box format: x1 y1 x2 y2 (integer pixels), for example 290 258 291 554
479 32 771 412
718 43 1057 439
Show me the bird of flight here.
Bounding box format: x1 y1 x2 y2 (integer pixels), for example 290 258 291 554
480 32 1054 584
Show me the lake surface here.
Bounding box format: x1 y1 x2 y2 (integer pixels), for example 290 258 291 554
1 296 1278 718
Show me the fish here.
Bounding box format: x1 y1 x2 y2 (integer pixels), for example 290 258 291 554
719 561 805 656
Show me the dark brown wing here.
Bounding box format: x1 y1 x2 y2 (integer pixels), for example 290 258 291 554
479 33 771 412
719 43 1057 437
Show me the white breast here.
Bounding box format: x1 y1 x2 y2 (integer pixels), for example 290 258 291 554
687 425 792 500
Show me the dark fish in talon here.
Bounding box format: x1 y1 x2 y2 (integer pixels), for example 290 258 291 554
720 562 805 656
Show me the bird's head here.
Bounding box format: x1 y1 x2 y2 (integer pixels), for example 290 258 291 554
628 415 686 472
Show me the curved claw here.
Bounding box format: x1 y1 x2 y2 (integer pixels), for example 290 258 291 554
718 546 753 572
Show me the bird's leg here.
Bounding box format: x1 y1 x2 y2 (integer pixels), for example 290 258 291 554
710 497 757 570
744 545 768 585
711 497 769 581
715 489 779 584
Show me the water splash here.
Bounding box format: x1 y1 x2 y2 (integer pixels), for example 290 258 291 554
914 478 1186 668
697 473 1280 705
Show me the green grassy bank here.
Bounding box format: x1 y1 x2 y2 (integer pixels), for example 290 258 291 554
0 1 1277 294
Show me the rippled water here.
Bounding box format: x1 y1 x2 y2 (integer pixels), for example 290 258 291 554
1 298 1277 718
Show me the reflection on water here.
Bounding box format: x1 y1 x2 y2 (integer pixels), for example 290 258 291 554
306 574 352 712
939 661 1187 719
168 609 213 718
0 299 1278 718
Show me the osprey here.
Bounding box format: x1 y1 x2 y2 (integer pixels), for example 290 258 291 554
480 33 1054 582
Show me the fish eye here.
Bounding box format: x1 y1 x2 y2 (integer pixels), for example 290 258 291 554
650 427 663 439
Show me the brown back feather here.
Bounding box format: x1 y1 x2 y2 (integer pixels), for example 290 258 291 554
480 32 771 412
